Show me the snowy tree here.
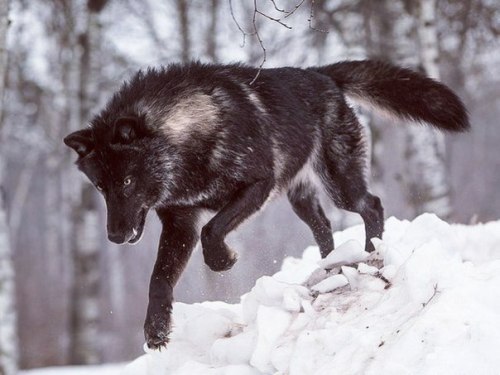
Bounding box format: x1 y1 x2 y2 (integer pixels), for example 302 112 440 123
404 0 452 218
69 0 108 365
0 1 18 374
176 0 190 63
206 0 220 62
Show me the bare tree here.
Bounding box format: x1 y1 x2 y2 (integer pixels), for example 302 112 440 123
177 0 190 62
0 1 18 374
69 0 108 365
206 0 219 62
404 0 452 218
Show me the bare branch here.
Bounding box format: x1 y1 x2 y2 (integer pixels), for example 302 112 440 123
283 0 307 19
422 284 439 308
229 0 255 48
229 0 328 83
374 271 392 289
250 0 266 85
256 9 292 29
270 0 285 13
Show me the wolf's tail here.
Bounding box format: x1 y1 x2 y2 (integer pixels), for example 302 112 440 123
312 60 469 132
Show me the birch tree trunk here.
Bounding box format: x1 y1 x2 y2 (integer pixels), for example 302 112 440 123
0 1 19 374
0 196 16 375
177 0 190 63
69 0 107 364
206 0 219 62
405 0 452 218
360 0 395 196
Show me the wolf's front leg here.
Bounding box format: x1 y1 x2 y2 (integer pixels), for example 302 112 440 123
201 179 274 272
144 207 199 349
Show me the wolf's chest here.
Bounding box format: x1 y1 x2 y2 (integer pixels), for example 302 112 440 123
166 180 233 210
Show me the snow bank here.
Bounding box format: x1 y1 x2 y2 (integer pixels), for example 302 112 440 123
123 214 500 375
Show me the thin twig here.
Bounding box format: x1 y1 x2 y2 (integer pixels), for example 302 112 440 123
229 0 255 48
375 271 392 289
422 284 439 308
270 0 285 13
283 0 307 19
229 0 328 84
250 0 266 84
256 9 292 29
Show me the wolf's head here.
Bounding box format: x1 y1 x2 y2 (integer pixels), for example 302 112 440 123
64 116 167 245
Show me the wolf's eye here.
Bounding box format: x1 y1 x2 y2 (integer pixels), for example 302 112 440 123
123 177 132 186
95 183 103 191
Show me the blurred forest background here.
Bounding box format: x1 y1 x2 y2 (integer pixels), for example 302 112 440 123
0 0 499 372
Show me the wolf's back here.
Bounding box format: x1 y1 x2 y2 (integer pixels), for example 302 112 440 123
312 60 469 132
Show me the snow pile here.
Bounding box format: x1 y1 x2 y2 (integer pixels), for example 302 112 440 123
123 214 500 375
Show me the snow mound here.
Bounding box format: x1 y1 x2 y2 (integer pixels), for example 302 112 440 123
123 214 500 375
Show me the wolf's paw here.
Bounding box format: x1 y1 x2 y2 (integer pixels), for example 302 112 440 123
144 309 171 350
203 245 239 272
365 241 376 253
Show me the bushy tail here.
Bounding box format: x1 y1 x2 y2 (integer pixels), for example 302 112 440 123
312 60 469 132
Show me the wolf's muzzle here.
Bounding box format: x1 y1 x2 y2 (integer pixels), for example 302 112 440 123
108 230 134 244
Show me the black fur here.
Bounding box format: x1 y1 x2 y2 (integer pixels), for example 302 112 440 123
64 60 469 349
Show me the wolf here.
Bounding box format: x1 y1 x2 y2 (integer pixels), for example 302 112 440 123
64 60 469 349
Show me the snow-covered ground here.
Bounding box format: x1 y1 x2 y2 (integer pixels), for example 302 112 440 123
23 214 500 374
19 363 125 375
123 214 500 375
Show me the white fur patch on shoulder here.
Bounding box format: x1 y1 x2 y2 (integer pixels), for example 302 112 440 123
237 82 267 115
161 92 219 142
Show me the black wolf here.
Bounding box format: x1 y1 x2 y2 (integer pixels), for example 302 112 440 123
64 60 468 349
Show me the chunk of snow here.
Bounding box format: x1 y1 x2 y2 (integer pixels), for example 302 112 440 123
318 239 369 269
282 287 302 312
358 262 379 275
250 306 291 373
273 255 318 284
311 274 349 293
341 266 359 289
241 276 309 324
210 328 256 367
301 246 321 262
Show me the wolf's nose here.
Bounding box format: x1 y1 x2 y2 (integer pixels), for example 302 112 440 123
108 232 126 244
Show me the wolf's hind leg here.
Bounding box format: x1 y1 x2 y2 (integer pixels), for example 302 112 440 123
287 183 334 258
319 107 384 252
201 178 274 272
356 193 384 253
321 170 384 253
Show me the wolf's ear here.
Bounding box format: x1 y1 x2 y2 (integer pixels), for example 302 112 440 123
64 128 94 158
113 117 142 144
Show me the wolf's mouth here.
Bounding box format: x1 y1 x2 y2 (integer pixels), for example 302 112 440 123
128 207 148 245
